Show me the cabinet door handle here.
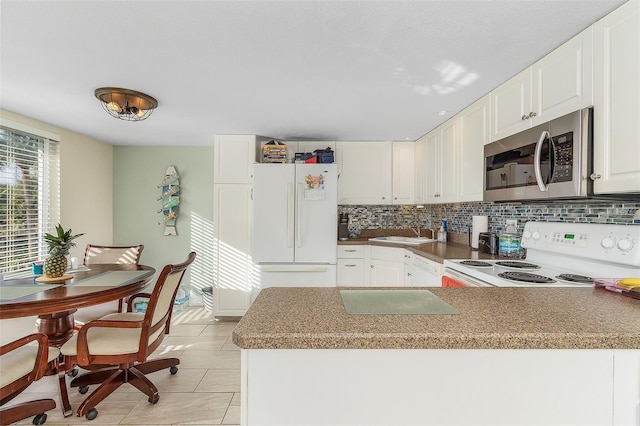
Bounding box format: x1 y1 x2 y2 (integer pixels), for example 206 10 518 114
590 173 602 181
529 111 537 117
521 114 528 120
381 197 385 200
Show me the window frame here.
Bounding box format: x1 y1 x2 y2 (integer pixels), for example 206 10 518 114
0 118 60 278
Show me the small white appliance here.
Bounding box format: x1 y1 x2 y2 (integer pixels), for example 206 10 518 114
252 163 338 295
444 221 640 287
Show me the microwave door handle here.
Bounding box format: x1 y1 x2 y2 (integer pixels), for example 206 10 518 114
548 134 556 184
534 130 550 192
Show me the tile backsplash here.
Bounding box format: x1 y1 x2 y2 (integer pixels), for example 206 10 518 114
339 201 640 238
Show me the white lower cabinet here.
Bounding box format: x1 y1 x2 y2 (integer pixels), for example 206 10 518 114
337 245 368 286
368 246 442 287
370 246 405 287
370 259 404 287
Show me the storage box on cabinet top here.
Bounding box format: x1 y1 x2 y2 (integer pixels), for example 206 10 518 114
263 140 287 163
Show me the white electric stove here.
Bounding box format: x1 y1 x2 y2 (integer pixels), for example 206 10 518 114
444 221 640 287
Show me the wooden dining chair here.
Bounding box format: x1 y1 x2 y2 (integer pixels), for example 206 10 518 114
78 244 145 316
60 252 196 421
82 244 144 266
0 333 59 426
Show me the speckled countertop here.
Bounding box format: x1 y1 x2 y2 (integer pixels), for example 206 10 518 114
338 230 501 264
232 287 640 350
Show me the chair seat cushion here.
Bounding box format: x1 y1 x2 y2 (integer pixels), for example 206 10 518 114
60 312 146 357
0 344 60 388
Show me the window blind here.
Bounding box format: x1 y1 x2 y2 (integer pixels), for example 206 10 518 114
0 126 60 278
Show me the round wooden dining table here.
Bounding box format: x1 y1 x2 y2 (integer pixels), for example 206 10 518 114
0 264 155 346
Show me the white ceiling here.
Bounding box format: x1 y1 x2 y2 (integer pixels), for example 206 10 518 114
0 0 626 146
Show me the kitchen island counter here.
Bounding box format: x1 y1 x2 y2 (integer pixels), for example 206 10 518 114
233 286 640 350
234 287 640 426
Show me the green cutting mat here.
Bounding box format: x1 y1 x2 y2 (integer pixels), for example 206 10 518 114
340 289 459 315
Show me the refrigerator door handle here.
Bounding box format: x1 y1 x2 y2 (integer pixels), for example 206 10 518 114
296 182 303 248
287 182 293 248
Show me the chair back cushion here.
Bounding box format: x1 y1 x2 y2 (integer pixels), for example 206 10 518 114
84 244 144 265
1 340 59 388
144 252 197 349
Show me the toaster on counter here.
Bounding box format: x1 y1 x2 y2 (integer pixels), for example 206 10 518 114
478 232 498 255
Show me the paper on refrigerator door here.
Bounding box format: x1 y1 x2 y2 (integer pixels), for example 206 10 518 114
304 173 325 200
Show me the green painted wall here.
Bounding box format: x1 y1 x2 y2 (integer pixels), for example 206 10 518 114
113 146 215 295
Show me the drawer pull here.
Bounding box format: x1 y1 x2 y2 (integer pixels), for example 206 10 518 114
345 264 357 267
345 249 357 252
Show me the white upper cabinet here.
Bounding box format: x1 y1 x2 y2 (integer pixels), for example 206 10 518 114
424 120 457 204
457 95 490 202
593 0 640 194
214 134 256 183
414 135 427 204
491 27 594 142
392 142 415 204
531 26 593 125
424 130 439 202
490 68 532 141
336 141 392 204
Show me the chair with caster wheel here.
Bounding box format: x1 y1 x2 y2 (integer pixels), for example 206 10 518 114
0 333 59 426
75 244 145 319
60 252 196 420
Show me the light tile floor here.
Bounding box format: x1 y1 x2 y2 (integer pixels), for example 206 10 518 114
12 307 241 426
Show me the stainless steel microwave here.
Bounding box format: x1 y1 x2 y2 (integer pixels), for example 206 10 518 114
484 108 592 202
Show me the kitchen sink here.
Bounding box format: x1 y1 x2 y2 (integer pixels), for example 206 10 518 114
368 236 436 245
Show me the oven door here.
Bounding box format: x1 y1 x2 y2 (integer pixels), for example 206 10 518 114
442 268 495 287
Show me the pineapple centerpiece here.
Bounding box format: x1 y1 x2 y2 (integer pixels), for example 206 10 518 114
43 224 84 278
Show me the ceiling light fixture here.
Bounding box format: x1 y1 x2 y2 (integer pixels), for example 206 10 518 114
94 87 158 121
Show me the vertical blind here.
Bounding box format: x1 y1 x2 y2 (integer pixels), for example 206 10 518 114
0 126 60 278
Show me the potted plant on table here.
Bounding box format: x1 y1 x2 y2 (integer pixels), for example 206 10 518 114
43 224 84 278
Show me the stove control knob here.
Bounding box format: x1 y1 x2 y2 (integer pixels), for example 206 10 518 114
617 238 633 253
522 231 532 239
532 231 541 240
601 237 615 250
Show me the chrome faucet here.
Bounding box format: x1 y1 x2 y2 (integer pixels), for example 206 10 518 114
412 227 421 237
422 228 437 239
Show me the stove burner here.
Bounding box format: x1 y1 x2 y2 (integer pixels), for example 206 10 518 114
555 274 593 284
498 272 556 283
459 260 493 268
495 261 540 270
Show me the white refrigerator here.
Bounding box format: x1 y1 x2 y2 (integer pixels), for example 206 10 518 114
252 163 337 295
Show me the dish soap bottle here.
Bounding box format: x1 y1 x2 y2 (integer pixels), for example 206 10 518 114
437 219 447 243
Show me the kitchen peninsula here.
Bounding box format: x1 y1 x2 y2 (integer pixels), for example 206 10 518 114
233 286 640 426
